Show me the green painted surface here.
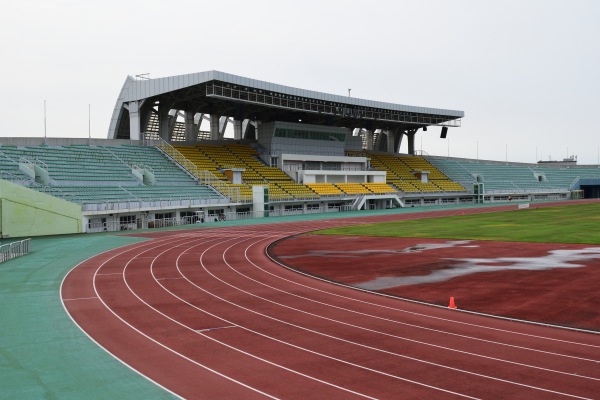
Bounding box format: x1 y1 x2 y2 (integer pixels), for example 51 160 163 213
0 179 82 237
0 234 174 400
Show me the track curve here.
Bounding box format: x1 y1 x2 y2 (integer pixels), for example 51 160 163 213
62 207 600 399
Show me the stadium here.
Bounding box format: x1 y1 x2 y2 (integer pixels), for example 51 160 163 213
2 71 600 398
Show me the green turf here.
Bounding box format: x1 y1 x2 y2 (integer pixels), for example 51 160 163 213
314 203 600 244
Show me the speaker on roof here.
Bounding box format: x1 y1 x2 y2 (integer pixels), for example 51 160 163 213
422 126 427 131
440 127 448 139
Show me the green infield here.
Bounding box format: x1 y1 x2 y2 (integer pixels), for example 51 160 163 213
315 203 600 244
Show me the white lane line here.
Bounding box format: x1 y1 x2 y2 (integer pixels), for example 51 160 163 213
90 234 282 400
160 238 477 399
196 325 237 333
138 238 380 399
63 296 99 301
156 277 184 281
234 237 600 366
261 224 600 347
61 222 600 400
61 235 196 400
181 236 594 398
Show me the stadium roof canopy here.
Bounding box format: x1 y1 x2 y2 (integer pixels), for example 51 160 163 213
108 70 464 141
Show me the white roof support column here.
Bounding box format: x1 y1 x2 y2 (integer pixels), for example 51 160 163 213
195 113 205 135
168 110 178 137
127 101 141 141
210 114 220 140
242 119 251 139
396 131 404 153
219 116 230 139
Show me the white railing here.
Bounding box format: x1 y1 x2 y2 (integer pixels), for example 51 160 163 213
0 238 32 263
85 207 352 233
81 197 230 212
154 138 243 203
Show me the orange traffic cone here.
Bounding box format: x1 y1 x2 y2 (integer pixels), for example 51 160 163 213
448 297 457 309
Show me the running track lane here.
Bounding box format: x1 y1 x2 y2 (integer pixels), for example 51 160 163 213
62 207 600 399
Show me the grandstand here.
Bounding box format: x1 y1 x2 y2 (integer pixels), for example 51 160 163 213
1 70 600 237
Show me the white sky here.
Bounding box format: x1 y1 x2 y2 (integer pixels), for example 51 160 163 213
1 0 599 164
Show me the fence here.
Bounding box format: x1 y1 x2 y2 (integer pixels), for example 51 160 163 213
85 206 348 233
0 238 32 263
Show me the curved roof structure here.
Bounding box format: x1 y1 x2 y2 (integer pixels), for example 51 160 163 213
108 70 463 141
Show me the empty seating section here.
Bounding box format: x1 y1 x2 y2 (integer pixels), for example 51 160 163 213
0 145 223 204
334 183 371 195
170 145 469 199
432 180 468 192
276 182 319 199
426 156 600 192
108 145 196 185
174 145 229 180
0 145 136 183
174 144 320 200
366 152 466 193
429 157 599 192
363 183 396 194
306 183 344 196
533 165 600 189
0 152 31 181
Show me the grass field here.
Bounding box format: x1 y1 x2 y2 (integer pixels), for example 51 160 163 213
315 203 600 244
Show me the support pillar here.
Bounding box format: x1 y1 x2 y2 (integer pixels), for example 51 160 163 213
219 116 229 139
396 131 404 153
242 120 250 139
128 101 140 141
140 104 152 137
185 110 196 142
373 129 385 151
366 129 374 150
406 129 417 155
233 119 242 140
255 121 261 142
158 102 170 141
210 114 220 140
386 130 395 154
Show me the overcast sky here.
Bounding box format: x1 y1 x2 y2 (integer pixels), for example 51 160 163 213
1 0 599 164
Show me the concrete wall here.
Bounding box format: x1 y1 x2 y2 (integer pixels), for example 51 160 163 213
0 179 82 237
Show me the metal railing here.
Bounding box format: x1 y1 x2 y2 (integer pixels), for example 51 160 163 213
0 238 32 263
81 197 230 212
85 207 351 233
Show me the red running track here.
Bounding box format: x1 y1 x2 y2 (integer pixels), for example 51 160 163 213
62 207 600 399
